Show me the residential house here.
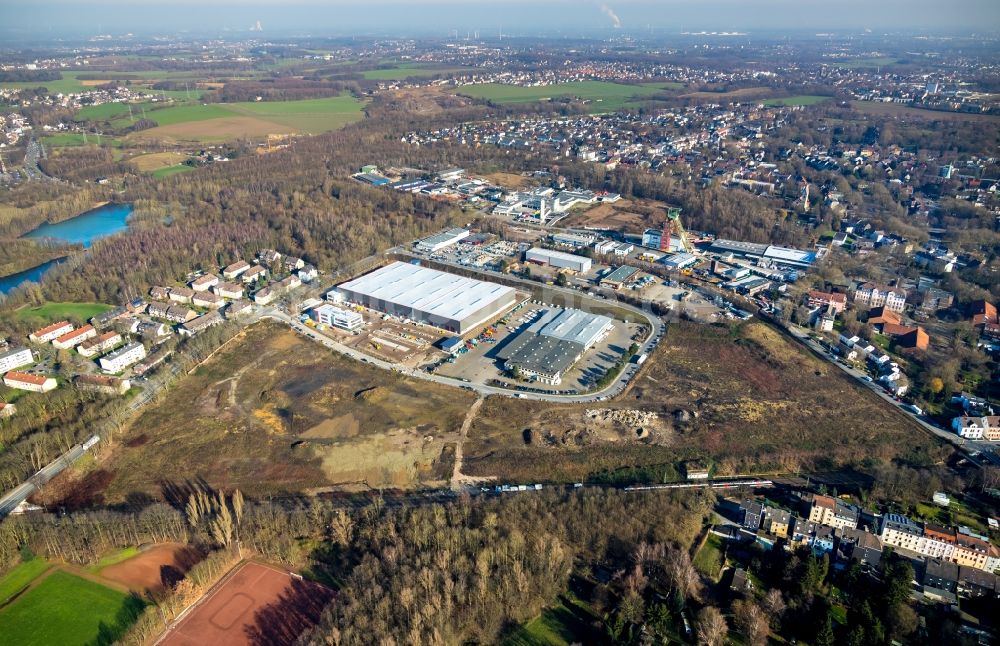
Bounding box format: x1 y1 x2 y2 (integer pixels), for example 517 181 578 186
28 321 73 344
838 529 883 568
168 287 194 304
807 290 847 314
213 282 244 300
807 494 860 530
242 265 267 284
258 249 282 265
192 292 223 309
52 325 96 350
762 506 791 538
3 371 56 393
74 374 130 395
78 331 122 358
91 306 127 329
969 300 998 328
952 416 1000 441
298 265 319 283
729 568 752 596
0 347 33 373
148 302 197 324
958 566 998 598
99 342 146 373
190 274 219 292
223 260 250 279
953 528 993 571
225 300 252 319
922 524 957 560
882 323 930 351
149 286 170 301
853 283 907 313
137 321 171 341
923 559 959 596
179 311 224 337
739 499 764 530
253 287 276 305
879 514 924 554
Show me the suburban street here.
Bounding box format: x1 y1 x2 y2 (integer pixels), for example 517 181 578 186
0 438 94 517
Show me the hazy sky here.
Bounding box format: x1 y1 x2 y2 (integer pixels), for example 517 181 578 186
5 0 1000 38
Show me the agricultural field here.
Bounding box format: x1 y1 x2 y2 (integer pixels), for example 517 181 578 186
456 81 670 112
362 63 479 80
0 568 142 646
0 71 90 94
850 100 1000 123
129 151 190 172
461 320 940 484
765 95 832 107
75 322 476 504
15 301 112 324
128 94 366 142
0 557 51 604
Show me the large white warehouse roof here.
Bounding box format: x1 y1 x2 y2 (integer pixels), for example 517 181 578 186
337 261 515 327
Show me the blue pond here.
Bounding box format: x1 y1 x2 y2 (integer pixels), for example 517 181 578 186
23 202 132 247
0 203 133 296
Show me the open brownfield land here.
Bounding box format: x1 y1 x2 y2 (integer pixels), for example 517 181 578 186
561 197 674 231
50 322 475 506
99 543 203 594
462 320 943 484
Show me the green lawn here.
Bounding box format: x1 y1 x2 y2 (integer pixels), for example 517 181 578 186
128 102 235 127
151 164 196 178
15 301 112 323
503 595 598 646
0 570 143 646
765 95 832 107
89 547 140 573
0 558 51 605
693 534 725 580
457 81 668 112
225 94 367 132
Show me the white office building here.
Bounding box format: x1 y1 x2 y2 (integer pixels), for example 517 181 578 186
312 304 364 331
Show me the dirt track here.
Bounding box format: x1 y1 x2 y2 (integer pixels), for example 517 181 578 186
100 543 202 594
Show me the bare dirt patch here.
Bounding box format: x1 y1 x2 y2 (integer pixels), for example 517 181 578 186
561 198 671 232
99 543 204 594
481 172 531 190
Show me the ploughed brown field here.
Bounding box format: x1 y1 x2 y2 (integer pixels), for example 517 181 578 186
99 543 203 594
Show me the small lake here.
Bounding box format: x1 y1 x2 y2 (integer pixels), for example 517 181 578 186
0 203 133 296
0 258 66 296
23 202 132 247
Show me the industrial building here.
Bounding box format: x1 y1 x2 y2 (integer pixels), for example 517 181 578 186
552 231 596 248
99 342 147 374
312 304 364 331
497 307 614 385
336 262 517 334
710 239 817 268
600 265 640 289
524 247 592 273
661 252 698 270
0 347 33 373
414 228 470 253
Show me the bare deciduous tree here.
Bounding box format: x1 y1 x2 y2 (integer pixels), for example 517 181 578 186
696 606 728 646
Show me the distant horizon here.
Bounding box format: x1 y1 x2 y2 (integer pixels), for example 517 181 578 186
4 1 1000 42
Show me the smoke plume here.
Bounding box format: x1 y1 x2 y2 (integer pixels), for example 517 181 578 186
600 3 622 28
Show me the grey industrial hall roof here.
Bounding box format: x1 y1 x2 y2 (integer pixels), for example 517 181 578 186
337 262 515 323
528 307 614 349
498 334 585 377
601 265 640 284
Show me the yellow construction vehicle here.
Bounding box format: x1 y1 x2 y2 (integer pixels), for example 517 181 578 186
370 341 381 350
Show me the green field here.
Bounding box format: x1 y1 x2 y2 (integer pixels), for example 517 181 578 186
0 71 89 94
0 570 142 646
89 546 140 573
151 164 196 178
15 301 112 323
457 81 669 112
503 595 597 646
362 63 478 81
693 534 725 580
0 558 51 604
765 95 832 107
40 133 118 148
